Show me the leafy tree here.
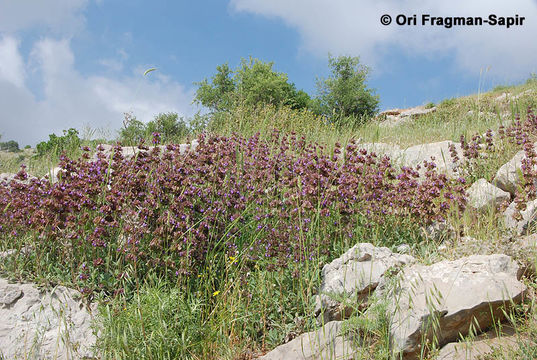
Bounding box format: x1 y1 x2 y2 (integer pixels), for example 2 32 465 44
146 112 190 143
316 55 379 122
194 57 311 113
36 128 81 157
0 140 20 152
194 63 235 113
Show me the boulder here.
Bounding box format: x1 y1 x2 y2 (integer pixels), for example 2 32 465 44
466 179 510 211
493 144 537 196
0 278 98 359
91 139 199 162
503 199 537 235
383 254 526 359
355 142 401 160
400 141 463 177
258 321 355 360
314 243 415 323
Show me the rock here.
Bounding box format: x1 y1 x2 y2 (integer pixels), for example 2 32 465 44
495 93 511 102
91 140 199 162
493 145 537 196
396 244 412 254
436 325 522 360
503 199 537 235
466 179 510 211
258 321 355 360
384 254 526 359
0 172 37 185
0 286 22 306
377 106 436 128
423 221 456 242
0 278 98 359
514 233 537 277
314 243 415 323
46 166 63 183
400 141 463 177
355 142 401 160
399 106 436 118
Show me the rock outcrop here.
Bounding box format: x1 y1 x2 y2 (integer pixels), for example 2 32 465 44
258 321 355 360
382 254 526 359
466 179 510 211
0 278 98 359
314 243 414 323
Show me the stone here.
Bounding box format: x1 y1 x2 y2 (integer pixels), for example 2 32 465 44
466 179 510 211
0 278 98 359
0 286 22 306
258 321 355 360
355 142 401 160
314 243 415 323
396 244 412 254
383 254 526 359
503 199 537 235
91 140 199 162
436 325 523 360
400 141 463 177
493 145 537 196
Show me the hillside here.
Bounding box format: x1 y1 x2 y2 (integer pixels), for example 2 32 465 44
1 81 537 359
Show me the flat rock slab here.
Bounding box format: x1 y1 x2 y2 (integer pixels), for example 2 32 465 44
384 254 526 359
466 179 510 211
0 278 98 359
437 326 524 360
314 243 414 322
258 321 355 360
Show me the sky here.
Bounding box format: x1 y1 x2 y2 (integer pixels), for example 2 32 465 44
1 0 537 146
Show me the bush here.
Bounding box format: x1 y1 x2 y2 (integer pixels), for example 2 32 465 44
316 55 379 124
0 140 20 152
35 128 80 157
194 57 311 114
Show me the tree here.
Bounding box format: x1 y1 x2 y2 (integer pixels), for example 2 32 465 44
0 140 20 152
316 55 379 122
146 112 190 142
194 57 311 113
194 63 235 113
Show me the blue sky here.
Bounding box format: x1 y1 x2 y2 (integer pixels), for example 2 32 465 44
1 0 537 145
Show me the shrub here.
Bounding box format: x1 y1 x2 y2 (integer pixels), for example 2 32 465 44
0 140 20 152
0 131 466 298
35 128 81 157
316 55 379 124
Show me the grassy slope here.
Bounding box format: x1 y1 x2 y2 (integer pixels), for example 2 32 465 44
1 81 537 359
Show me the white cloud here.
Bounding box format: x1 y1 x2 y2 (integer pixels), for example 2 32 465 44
0 36 26 88
0 0 89 34
0 38 195 146
230 0 537 78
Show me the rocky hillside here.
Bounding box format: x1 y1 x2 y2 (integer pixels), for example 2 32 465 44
1 82 537 359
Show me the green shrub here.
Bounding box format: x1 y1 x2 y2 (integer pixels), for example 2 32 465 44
315 55 379 125
0 140 20 152
35 128 81 157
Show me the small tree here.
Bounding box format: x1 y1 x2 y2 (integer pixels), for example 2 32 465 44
316 55 379 123
194 63 236 113
119 112 146 146
146 112 190 143
194 57 311 113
